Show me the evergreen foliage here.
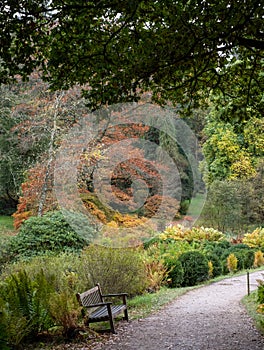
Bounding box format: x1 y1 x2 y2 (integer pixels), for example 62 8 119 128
8 210 94 260
165 259 184 288
178 250 209 287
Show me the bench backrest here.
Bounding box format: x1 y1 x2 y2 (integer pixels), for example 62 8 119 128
76 283 103 307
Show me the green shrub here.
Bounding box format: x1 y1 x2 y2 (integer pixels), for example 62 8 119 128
221 244 254 273
165 259 184 288
1 253 84 294
178 251 209 286
0 254 89 347
257 277 264 304
0 241 12 274
204 240 231 256
48 291 81 338
8 210 95 260
228 243 251 251
145 239 192 287
80 245 147 296
0 304 9 350
202 240 230 277
213 240 232 255
234 249 255 270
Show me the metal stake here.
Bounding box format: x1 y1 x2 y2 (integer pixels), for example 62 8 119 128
247 271 250 295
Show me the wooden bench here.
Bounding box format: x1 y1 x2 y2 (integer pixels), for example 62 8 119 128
76 283 128 333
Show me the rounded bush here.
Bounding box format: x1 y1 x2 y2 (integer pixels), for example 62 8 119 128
205 240 231 255
178 250 209 286
210 241 231 258
233 249 255 270
8 210 96 260
165 259 184 288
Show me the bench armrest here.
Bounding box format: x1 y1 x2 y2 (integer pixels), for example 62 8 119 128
85 302 112 308
102 293 128 298
102 293 128 305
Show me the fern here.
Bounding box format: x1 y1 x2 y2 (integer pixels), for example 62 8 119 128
1 269 54 345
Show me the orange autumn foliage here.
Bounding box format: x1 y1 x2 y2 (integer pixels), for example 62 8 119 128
13 163 57 229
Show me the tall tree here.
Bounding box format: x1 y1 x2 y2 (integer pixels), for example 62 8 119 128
0 1 263 110
0 84 22 213
0 78 52 213
199 164 264 233
0 76 87 222
201 96 264 185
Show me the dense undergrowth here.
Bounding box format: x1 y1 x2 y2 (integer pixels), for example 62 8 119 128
0 213 264 349
242 282 264 335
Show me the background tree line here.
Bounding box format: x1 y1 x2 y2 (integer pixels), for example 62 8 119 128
0 0 263 234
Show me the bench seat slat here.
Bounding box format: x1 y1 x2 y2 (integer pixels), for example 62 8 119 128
89 305 126 322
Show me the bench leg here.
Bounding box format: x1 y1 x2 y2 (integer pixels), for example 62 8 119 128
107 304 116 333
109 317 116 334
124 308 129 321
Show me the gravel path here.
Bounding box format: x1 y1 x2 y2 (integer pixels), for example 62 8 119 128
93 270 264 350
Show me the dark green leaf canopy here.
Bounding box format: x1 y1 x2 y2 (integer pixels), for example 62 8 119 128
1 1 263 109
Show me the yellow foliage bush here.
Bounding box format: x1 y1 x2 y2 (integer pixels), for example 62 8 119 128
160 225 186 241
254 250 264 268
112 213 147 227
83 201 107 223
257 304 264 314
208 261 214 278
229 155 257 180
106 220 119 228
243 228 264 249
143 255 168 292
161 225 224 242
227 253 238 273
187 227 225 242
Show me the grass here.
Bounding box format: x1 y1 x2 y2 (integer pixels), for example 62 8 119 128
0 216 14 230
0 215 16 246
242 290 264 334
187 192 207 218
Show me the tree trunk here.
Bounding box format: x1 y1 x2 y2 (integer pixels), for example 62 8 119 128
38 92 64 216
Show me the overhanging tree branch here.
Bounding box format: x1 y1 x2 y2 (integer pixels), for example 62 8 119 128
237 37 264 50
